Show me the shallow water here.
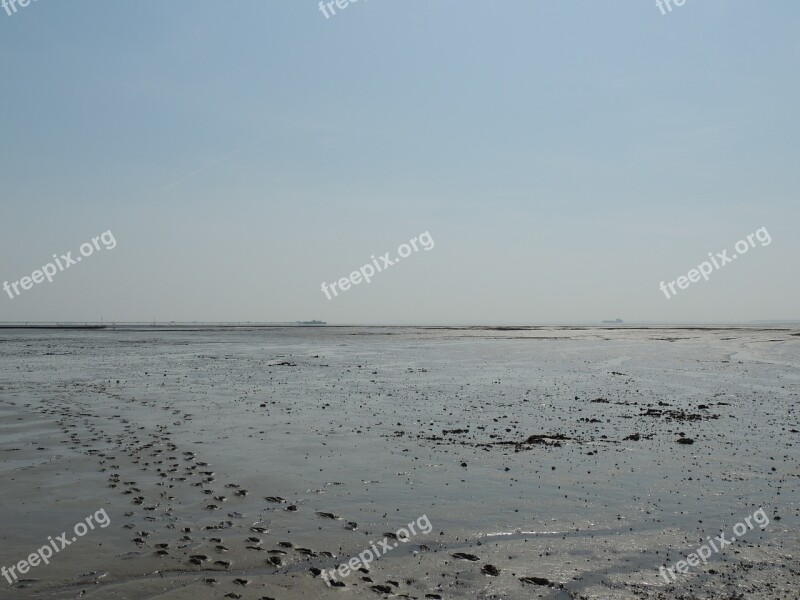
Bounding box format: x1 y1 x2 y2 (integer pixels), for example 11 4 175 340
0 326 798 599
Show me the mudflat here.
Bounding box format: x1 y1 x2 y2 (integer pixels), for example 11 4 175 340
0 326 797 599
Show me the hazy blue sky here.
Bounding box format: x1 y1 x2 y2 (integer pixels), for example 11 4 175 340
1 1 798 324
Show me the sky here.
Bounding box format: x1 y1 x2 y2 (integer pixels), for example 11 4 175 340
0 0 798 325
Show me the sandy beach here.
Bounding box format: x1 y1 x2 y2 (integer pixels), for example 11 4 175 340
0 326 797 599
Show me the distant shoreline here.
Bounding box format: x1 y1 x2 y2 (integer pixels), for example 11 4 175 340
0 322 798 331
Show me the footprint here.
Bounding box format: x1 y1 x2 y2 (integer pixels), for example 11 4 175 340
316 512 340 520
451 553 480 561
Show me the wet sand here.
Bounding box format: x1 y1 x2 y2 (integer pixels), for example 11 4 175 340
0 326 798 599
